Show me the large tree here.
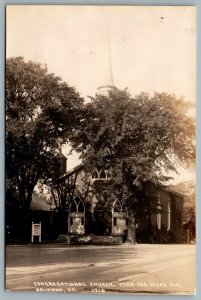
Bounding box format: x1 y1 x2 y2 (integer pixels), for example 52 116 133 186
71 88 195 242
170 181 195 224
6 57 84 216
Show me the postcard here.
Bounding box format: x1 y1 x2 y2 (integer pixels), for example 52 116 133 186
5 5 196 295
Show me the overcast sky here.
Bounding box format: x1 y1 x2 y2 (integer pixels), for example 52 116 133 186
6 5 196 182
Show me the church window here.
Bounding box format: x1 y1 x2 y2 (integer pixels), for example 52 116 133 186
70 201 77 213
99 168 107 178
77 198 85 212
167 201 171 231
70 197 85 213
92 169 98 179
156 199 161 230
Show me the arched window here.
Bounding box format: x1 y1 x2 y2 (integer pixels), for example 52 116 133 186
68 197 85 234
78 199 85 212
99 168 107 179
156 199 161 230
70 200 77 212
112 198 127 235
70 197 85 213
91 168 108 180
167 201 171 231
91 169 98 179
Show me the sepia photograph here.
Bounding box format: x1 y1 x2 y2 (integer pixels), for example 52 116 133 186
5 5 196 295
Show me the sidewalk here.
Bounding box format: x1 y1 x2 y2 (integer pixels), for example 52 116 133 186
6 234 124 247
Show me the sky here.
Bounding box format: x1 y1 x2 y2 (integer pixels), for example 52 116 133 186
6 5 196 183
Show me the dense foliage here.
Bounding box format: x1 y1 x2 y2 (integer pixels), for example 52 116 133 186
6 57 84 215
71 88 195 242
170 181 195 224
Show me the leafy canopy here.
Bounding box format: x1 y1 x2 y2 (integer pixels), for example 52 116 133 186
6 57 84 212
72 87 195 193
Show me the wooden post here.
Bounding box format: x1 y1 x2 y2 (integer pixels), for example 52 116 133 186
31 222 34 243
39 222 41 243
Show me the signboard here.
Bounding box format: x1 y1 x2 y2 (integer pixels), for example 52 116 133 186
31 222 41 243
116 218 126 226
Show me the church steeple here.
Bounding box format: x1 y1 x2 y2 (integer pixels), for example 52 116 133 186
98 22 115 93
106 22 114 87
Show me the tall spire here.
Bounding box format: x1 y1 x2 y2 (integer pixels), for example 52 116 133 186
98 21 114 93
106 22 114 86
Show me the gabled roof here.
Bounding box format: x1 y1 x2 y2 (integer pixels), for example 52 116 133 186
58 163 185 199
60 163 84 180
161 186 185 198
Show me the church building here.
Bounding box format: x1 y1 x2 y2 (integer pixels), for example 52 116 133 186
50 161 184 244
50 23 184 244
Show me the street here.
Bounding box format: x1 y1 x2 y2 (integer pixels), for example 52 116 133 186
5 243 195 295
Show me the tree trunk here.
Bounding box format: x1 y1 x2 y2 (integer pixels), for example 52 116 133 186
126 215 136 244
16 185 34 241
58 210 68 234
